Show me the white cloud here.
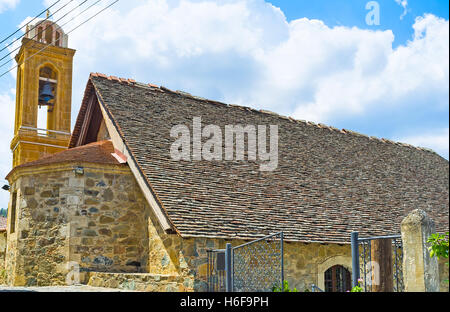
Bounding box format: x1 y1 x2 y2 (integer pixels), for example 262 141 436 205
0 0 19 13
395 0 408 20
37 1 447 126
8 1 450 138
290 14 448 121
1 0 448 208
395 128 449 159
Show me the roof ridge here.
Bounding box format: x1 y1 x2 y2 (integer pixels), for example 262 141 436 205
69 139 112 149
89 73 439 156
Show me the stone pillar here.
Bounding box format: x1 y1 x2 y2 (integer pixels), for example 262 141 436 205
401 209 440 292
370 238 393 292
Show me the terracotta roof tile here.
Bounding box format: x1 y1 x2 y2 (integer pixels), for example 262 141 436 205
6 140 123 179
0 217 6 231
70 75 448 243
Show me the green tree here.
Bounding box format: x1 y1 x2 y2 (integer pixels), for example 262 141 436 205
428 232 449 260
427 232 449 284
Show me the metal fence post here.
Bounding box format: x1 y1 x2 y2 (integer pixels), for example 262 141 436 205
351 231 360 288
225 243 232 292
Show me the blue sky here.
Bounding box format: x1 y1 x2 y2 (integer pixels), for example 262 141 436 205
271 0 449 46
0 0 448 208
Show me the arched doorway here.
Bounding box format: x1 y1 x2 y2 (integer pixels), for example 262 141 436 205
324 265 351 292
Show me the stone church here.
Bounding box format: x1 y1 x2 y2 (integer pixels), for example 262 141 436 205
2 19 449 291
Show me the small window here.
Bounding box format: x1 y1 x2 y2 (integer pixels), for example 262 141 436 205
10 192 17 234
324 265 351 292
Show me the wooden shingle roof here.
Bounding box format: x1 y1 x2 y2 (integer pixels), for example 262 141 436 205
70 74 449 243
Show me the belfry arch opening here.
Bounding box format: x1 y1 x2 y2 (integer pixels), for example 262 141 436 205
44 24 53 44
55 31 61 47
37 66 57 130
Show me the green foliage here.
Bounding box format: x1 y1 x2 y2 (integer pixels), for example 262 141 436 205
0 208 7 217
350 278 364 292
427 232 449 260
272 280 298 292
427 232 449 284
0 269 6 285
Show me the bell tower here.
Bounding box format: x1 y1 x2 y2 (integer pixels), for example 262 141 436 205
11 18 76 168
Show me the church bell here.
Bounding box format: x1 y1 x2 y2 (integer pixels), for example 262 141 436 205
39 82 55 105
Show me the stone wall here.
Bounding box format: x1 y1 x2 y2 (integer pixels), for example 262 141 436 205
87 272 190 291
5 162 149 286
145 208 353 292
5 159 358 291
67 167 149 274
439 258 449 292
0 231 6 285
145 208 449 292
0 232 6 269
147 234 353 292
4 161 448 291
401 209 447 292
5 188 21 285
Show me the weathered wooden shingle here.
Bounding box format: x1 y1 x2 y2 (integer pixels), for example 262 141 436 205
73 74 449 243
